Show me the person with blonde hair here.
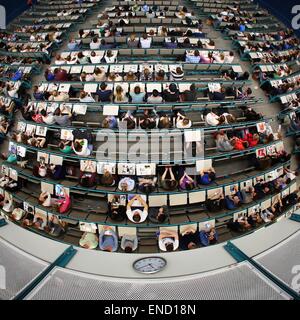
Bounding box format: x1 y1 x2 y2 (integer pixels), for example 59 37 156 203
114 85 128 103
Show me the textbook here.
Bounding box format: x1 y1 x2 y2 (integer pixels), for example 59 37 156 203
79 222 97 233
60 129 74 141
41 181 54 195
73 104 88 115
49 155 63 166
103 105 119 116
37 152 50 164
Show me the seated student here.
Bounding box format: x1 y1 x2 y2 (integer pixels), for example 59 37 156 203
130 85 145 103
79 91 96 103
185 50 201 63
205 189 225 212
90 36 101 50
114 85 128 103
140 67 153 81
126 195 148 224
40 109 55 125
163 83 180 102
48 90 70 102
159 229 179 252
54 68 68 82
160 166 178 191
170 66 184 81
127 33 139 48
54 188 71 214
149 206 169 224
39 191 52 208
99 227 118 252
97 82 113 102
198 167 216 185
59 139 73 154
67 38 80 51
48 163 66 181
108 196 126 221
124 71 137 82
120 112 136 129
176 111 192 128
72 133 92 157
205 109 221 126
199 226 218 246
158 114 172 129
104 50 117 63
53 107 72 126
181 84 197 102
138 176 157 194
155 69 166 81
140 33 152 49
102 115 118 129
215 131 234 152
178 168 196 190
76 52 90 64
146 9 155 19
147 89 163 104
209 87 226 101
118 176 135 192
94 68 106 82
79 232 99 249
121 234 138 253
225 190 242 210
139 109 157 129
33 160 48 178
21 206 35 227
107 72 122 82
80 161 97 188
165 36 178 49
204 39 215 50
179 227 200 250
45 215 67 237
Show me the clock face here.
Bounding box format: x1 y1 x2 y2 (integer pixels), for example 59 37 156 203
133 257 167 274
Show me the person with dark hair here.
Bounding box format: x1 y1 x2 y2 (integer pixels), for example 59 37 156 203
159 229 179 252
53 107 72 126
108 195 126 222
182 84 197 102
149 206 169 224
178 167 195 191
165 36 177 49
199 226 218 246
130 85 145 103
180 227 200 250
121 234 138 253
147 89 163 104
97 82 113 102
126 195 148 224
160 167 178 191
163 83 180 102
197 167 216 185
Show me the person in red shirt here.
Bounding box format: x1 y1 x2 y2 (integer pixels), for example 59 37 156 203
54 68 68 82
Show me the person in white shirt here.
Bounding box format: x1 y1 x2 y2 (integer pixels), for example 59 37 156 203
140 34 152 49
176 112 192 128
205 110 220 126
72 137 91 157
79 91 96 103
223 51 235 64
204 40 215 50
159 229 179 252
126 195 148 224
90 37 101 50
